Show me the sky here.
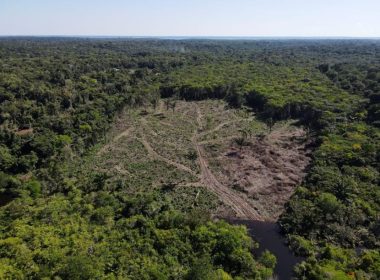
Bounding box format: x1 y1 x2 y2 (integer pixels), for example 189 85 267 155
0 0 379 37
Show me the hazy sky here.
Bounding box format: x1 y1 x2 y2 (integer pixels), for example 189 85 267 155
1 0 379 37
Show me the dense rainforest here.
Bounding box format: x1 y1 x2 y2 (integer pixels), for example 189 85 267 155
0 38 379 279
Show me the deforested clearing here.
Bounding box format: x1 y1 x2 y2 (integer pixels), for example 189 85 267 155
83 99 311 221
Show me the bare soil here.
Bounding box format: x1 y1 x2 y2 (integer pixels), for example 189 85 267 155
206 124 311 221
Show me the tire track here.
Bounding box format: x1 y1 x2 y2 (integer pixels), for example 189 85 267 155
192 104 262 220
139 130 197 177
198 120 237 138
97 127 134 155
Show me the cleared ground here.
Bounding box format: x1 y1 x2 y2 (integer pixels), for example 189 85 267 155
84 99 311 221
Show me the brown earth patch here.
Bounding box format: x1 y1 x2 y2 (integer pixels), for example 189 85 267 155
15 128 33 136
207 125 311 221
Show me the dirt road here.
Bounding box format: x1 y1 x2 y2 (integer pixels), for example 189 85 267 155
192 103 262 220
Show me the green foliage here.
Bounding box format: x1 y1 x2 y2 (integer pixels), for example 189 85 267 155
0 146 14 171
259 250 277 269
0 172 20 194
281 49 380 279
0 191 274 279
23 180 41 198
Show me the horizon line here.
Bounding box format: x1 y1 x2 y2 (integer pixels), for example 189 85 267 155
1 35 380 40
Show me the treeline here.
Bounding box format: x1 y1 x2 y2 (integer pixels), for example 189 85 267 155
159 62 360 126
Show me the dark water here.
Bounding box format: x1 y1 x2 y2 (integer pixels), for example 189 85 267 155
228 219 303 280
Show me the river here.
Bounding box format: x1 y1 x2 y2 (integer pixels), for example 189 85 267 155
228 219 303 280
